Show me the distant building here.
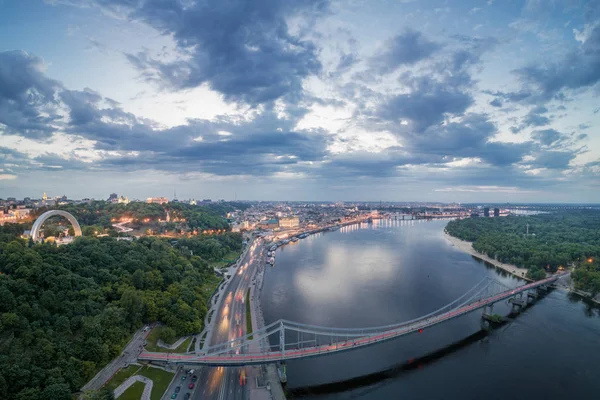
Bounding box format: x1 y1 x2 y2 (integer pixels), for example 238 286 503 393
108 193 118 202
279 216 299 228
147 197 169 204
42 192 48 201
260 219 279 229
484 207 490 217
189 199 197 205
118 196 130 204
493 208 500 217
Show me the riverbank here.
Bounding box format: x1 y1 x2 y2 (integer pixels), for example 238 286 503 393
443 231 530 281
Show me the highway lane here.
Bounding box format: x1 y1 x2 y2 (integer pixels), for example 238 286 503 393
193 238 263 400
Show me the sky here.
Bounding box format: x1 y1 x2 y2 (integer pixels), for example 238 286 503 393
0 0 599 203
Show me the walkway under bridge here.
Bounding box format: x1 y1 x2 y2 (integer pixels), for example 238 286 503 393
139 273 567 366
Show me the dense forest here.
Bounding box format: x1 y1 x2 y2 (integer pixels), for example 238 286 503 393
0 225 242 399
445 211 600 288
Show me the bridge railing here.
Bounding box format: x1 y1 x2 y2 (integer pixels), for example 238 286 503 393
164 273 567 363
196 276 514 357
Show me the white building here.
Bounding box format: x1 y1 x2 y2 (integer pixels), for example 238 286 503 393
279 216 299 229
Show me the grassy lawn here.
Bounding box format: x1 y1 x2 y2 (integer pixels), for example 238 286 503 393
138 366 174 400
106 366 173 400
209 250 241 269
105 365 143 391
117 380 145 400
246 288 253 339
145 329 192 353
172 336 192 353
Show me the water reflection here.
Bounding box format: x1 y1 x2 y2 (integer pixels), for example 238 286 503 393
261 220 600 399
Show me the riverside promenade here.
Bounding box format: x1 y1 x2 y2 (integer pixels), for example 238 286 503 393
247 249 286 400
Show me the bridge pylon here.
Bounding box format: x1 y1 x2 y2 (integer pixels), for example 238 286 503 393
509 293 526 314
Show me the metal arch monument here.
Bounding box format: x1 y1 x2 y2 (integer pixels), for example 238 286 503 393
30 210 82 241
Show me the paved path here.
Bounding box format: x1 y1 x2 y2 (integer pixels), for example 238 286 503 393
81 325 152 394
114 375 153 400
248 251 286 400
158 336 189 350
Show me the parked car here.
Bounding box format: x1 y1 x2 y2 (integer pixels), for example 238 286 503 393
171 394 177 399
181 375 186 381
188 383 195 389
175 386 181 393
184 394 191 400
191 375 198 382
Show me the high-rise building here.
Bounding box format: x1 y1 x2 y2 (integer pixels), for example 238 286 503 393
493 208 500 217
484 207 490 217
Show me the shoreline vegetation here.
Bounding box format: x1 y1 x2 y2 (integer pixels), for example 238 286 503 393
444 231 530 281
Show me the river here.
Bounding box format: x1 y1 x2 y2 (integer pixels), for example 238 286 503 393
259 219 600 399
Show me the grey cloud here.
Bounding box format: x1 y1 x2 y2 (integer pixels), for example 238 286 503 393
522 108 550 127
522 114 549 127
489 98 503 107
32 153 91 171
0 50 63 138
370 29 441 74
331 52 358 77
377 79 473 132
374 34 497 133
98 125 330 177
531 129 562 146
510 9 600 103
407 114 533 166
481 141 533 166
99 0 328 105
578 123 590 130
530 150 576 170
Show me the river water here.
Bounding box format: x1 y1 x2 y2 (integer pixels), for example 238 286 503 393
259 219 600 399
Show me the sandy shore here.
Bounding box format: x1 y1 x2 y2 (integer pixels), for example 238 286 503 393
443 231 530 281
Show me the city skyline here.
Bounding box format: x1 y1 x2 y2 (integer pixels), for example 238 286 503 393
1 0 599 202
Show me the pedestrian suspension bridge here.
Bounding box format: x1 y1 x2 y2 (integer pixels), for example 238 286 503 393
139 273 567 366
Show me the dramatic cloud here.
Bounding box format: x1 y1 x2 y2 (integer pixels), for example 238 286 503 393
377 84 473 133
100 0 328 105
0 1 598 201
506 3 600 105
0 51 63 138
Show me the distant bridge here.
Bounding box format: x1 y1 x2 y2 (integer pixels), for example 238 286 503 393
139 273 567 366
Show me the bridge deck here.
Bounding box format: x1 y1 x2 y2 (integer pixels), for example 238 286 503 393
138 273 565 366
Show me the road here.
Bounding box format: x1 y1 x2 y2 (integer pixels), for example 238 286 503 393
161 239 263 400
196 239 262 400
